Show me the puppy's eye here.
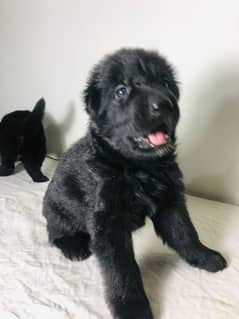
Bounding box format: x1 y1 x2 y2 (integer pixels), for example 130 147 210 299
115 86 128 99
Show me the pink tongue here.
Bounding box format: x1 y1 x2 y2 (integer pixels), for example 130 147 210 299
147 131 167 145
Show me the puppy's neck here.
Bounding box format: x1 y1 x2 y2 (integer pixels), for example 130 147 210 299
89 126 125 169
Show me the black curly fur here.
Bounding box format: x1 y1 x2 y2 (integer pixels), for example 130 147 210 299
0 98 48 182
43 49 226 319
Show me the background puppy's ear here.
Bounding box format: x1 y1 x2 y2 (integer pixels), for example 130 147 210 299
83 76 101 117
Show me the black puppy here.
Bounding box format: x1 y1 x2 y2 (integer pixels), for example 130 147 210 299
0 98 48 182
43 49 226 319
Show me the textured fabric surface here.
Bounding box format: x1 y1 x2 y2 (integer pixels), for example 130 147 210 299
0 159 238 319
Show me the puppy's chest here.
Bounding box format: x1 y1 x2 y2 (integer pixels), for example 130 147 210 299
125 173 167 218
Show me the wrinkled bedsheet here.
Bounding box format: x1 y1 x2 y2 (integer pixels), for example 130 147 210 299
0 158 238 319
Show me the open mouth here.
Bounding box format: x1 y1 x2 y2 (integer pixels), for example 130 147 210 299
134 130 170 149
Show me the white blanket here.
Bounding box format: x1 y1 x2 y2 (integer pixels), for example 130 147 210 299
0 159 238 319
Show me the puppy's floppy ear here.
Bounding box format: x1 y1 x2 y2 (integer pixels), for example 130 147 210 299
172 81 180 100
83 73 101 117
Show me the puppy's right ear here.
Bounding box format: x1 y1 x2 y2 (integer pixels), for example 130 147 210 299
83 76 101 117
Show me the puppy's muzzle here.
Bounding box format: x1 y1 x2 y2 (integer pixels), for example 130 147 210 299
148 94 173 118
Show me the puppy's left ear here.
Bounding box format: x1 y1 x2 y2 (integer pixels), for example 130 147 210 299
172 82 180 100
83 76 101 117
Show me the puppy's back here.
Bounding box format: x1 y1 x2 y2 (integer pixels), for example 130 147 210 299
0 110 30 136
0 98 45 137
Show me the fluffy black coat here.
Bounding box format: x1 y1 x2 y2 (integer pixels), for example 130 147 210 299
43 49 226 319
0 98 48 182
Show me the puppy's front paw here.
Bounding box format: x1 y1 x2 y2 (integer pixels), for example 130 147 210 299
0 166 14 176
32 174 49 183
189 247 227 272
200 250 227 272
112 297 153 319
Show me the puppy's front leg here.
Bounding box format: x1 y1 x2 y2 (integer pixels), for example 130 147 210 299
152 201 227 272
90 178 153 319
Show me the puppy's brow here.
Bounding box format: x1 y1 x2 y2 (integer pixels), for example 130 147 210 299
138 58 147 74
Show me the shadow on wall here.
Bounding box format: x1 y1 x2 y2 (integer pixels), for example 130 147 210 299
178 61 239 205
44 101 76 157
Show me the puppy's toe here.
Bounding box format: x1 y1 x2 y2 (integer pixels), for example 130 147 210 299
63 247 92 261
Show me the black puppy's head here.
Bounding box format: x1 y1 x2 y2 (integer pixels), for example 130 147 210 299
84 48 180 160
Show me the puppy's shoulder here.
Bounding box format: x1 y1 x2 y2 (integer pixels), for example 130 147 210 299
53 135 93 178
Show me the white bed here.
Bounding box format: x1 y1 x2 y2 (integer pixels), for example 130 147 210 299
0 158 238 319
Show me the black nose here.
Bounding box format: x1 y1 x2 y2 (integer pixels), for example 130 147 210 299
151 102 161 114
150 98 173 115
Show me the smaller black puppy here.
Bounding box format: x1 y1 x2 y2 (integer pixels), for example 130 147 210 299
0 98 48 182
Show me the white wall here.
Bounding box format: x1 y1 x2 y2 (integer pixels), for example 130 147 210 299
1 0 239 205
